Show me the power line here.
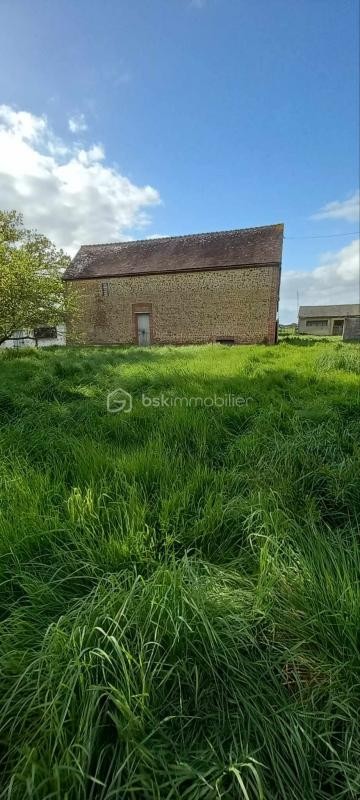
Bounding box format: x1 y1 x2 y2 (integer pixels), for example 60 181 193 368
285 231 359 240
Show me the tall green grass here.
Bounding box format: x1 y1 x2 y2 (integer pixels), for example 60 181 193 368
0 339 359 798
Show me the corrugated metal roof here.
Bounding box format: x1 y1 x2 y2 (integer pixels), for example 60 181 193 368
63 224 284 281
299 304 360 318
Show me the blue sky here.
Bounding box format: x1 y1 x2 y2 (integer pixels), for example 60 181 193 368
0 0 358 321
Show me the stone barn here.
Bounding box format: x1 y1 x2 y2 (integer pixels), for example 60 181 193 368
63 223 284 346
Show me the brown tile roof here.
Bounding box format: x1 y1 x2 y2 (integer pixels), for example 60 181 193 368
299 304 360 318
63 223 284 281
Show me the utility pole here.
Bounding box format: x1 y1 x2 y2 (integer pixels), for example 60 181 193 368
296 290 300 333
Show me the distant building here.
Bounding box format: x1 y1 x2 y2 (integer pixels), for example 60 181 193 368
298 305 360 336
0 325 66 349
63 224 284 346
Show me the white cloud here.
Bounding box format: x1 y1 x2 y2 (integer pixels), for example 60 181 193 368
77 144 105 165
0 105 47 142
312 191 360 223
68 113 88 134
0 105 160 255
280 239 360 322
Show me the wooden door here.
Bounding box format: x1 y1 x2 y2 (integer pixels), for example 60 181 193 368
332 319 344 336
137 313 150 345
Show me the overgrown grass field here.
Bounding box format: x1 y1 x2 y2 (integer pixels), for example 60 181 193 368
0 339 359 799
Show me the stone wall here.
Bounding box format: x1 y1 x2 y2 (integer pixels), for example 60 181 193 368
67 264 280 345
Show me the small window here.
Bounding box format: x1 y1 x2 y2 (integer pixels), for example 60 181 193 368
34 326 57 339
13 338 26 348
216 338 235 345
101 282 110 297
306 319 328 328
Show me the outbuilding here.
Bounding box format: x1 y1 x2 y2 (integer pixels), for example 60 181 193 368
298 305 360 336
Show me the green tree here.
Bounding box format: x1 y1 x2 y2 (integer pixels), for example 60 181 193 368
0 210 76 345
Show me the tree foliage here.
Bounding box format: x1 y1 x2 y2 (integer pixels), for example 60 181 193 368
0 210 76 344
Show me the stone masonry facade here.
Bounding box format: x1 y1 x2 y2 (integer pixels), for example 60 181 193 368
68 264 280 346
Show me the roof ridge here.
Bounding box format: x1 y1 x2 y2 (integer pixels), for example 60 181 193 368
299 303 360 309
79 223 284 251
